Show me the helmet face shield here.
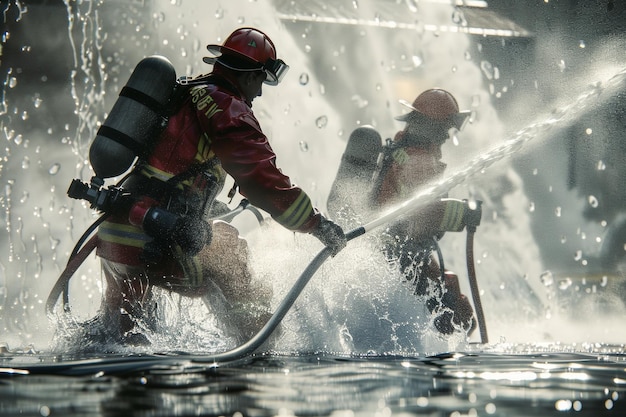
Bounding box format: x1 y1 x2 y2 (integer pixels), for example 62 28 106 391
263 58 289 85
453 111 471 131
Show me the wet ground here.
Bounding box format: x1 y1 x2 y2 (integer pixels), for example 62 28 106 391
1 345 625 416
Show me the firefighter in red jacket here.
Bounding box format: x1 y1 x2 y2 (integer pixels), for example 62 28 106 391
373 89 477 335
96 27 346 344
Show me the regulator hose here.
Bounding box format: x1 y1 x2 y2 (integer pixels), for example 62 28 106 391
46 235 99 316
466 226 488 344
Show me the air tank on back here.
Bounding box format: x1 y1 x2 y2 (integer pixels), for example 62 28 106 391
89 55 177 179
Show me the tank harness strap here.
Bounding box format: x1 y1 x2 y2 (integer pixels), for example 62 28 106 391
96 85 173 155
97 126 143 156
369 139 397 204
120 86 167 114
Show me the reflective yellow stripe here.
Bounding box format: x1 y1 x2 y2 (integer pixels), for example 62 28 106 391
276 191 313 230
139 165 175 182
392 148 409 165
197 133 214 162
98 222 151 248
173 245 204 287
439 200 466 232
139 164 193 188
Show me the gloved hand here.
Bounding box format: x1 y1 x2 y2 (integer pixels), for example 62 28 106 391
173 216 212 255
139 206 211 256
438 198 482 232
311 216 347 256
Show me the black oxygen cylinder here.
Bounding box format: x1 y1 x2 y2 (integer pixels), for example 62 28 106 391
89 55 177 179
327 126 382 220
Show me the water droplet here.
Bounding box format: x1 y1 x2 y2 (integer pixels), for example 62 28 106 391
574 250 583 261
558 59 566 72
578 40 586 48
555 206 561 217
540 271 554 287
451 131 460 146
585 127 592 135
299 141 309 152
560 235 567 244
480 61 494 80
600 276 608 287
20 191 29 203
8 77 17 88
215 8 224 19
558 277 572 290
48 163 61 175
588 195 599 208
411 55 423 68
299 73 309 85
350 95 369 109
304 44 312 53
21 156 30 169
237 16 245 24
464 51 472 61
555 399 573 411
50 237 60 251
153 12 165 22
315 115 328 129
406 0 419 13
5 181 13 196
33 97 43 108
597 160 606 170
529 202 535 212
451 10 467 26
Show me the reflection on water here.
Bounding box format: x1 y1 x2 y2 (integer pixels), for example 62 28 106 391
1 349 625 416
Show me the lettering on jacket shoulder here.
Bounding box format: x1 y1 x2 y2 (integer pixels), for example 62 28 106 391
190 86 223 119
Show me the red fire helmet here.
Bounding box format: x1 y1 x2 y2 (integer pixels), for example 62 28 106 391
203 27 289 85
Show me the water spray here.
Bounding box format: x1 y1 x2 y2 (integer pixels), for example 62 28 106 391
201 67 626 361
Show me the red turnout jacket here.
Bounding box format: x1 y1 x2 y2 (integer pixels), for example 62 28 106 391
97 68 321 266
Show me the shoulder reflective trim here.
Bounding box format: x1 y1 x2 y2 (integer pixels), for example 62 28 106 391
195 136 220 177
197 133 214 161
392 148 409 165
276 191 313 230
98 222 152 248
439 201 466 232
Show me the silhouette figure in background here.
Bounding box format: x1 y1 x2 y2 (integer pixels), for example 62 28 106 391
329 88 479 336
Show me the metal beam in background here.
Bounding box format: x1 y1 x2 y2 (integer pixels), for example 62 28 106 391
274 0 533 38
